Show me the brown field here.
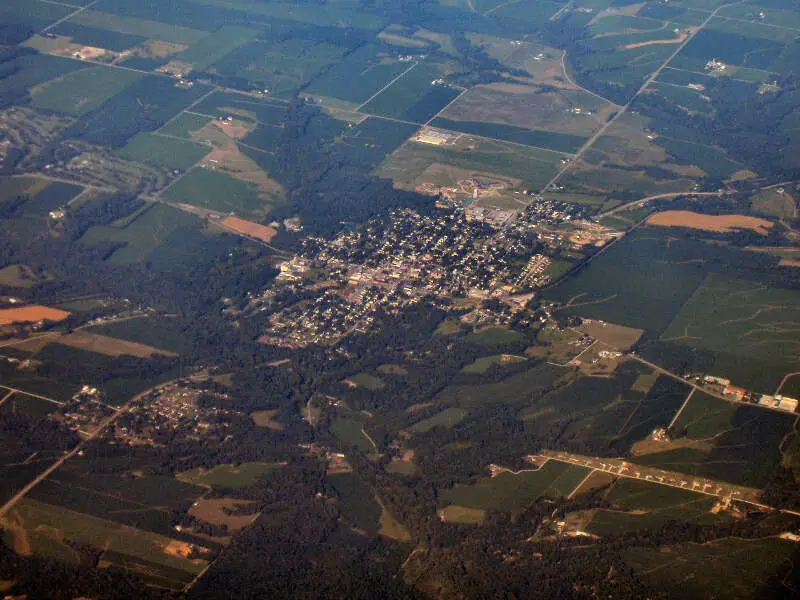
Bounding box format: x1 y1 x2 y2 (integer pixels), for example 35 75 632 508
58 330 176 357
440 505 486 525
251 408 284 430
577 320 643 349
630 437 712 456
571 470 616 497
189 498 259 533
0 306 70 326
647 211 774 235
779 258 800 267
221 216 277 242
130 40 187 59
624 33 689 50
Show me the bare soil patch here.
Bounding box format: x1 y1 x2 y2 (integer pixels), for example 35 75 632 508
630 437 712 457
577 320 643 349
779 258 800 267
0 306 70 326
647 211 774 235
59 330 176 357
624 33 689 50
221 216 277 242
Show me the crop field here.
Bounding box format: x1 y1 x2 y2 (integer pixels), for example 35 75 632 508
346 373 386 391
66 9 209 45
331 407 375 452
437 83 614 140
466 327 525 346
174 25 258 71
65 76 212 149
461 354 527 374
660 274 800 387
163 167 268 216
544 230 710 334
58 330 177 358
89 315 190 354
0 177 83 218
159 112 212 138
377 136 565 193
624 537 796 600
115 132 210 170
0 54 88 100
409 407 468 434
440 461 591 514
79 202 201 264
305 46 412 107
431 116 586 154
192 92 288 126
436 363 572 412
360 62 458 122
0 0 72 30
177 462 280 488
631 392 796 487
439 505 486 525
2 498 206 587
213 39 346 98
586 478 728 536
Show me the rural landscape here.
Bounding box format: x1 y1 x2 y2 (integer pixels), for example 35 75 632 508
1 0 800 598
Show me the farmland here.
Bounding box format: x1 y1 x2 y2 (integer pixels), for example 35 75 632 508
177 462 281 488
114 132 210 170
440 461 591 514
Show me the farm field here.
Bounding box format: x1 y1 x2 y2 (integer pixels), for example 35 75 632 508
159 112 212 138
461 354 527 374
174 25 258 71
585 478 730 536
440 461 591 514
79 202 202 264
345 373 386 391
331 407 375 453
66 9 208 45
88 315 190 355
624 537 797 600
466 327 524 346
631 392 796 487
408 407 468 434
115 132 210 170
57 330 177 358
177 462 281 488
30 66 143 117
163 168 267 217
0 305 70 326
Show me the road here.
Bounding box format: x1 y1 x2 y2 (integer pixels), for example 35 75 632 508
596 191 725 219
538 0 747 195
0 379 177 520
0 385 65 406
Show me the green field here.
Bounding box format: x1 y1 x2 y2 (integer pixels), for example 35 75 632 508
163 168 266 216
346 373 385 390
31 66 143 116
586 478 730 535
461 354 527 374
0 393 60 418
360 62 457 122
440 461 591 513
631 392 796 487
5 498 206 577
330 409 375 453
89 315 190 354
409 407 468 434
466 327 525 346
0 0 73 29
159 112 212 138
115 132 210 170
79 203 201 264
625 537 796 600
68 9 209 45
176 25 258 70
661 273 800 387
177 462 280 487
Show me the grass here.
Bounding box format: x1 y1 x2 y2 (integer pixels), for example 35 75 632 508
79 203 201 264
115 133 210 170
409 407 468 434
89 315 190 355
466 327 524 346
461 354 526 374
346 373 385 390
440 461 591 514
440 505 486 525
176 462 280 488
159 113 212 138
176 25 258 70
163 168 266 216
31 66 143 116
330 409 374 453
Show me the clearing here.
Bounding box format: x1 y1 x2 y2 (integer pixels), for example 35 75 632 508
647 211 774 235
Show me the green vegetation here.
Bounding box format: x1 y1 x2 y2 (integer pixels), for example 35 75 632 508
115 132 210 170
461 354 526 374
159 112 212 138
177 462 280 487
0 394 60 418
330 409 374 453
440 461 591 513
89 315 190 354
79 203 201 264
163 168 266 216
409 407 467 434
68 9 208 45
177 25 258 70
466 327 524 346
432 117 587 153
624 537 796 600
31 66 143 116
346 373 385 390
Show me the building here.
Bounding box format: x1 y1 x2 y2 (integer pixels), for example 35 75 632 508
724 385 748 401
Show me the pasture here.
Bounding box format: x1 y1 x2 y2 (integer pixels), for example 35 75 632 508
163 167 267 217
409 407 468 434
331 410 375 453
466 326 524 346
440 461 591 514
159 112 212 138
461 354 527 374
345 373 386 391
67 9 208 45
89 315 189 354
175 25 258 71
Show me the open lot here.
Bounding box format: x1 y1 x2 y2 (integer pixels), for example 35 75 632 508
0 306 70 326
440 461 591 514
57 330 177 358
